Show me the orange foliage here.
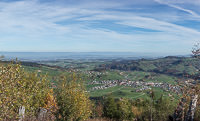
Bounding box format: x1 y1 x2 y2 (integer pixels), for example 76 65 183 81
43 89 58 112
132 106 142 118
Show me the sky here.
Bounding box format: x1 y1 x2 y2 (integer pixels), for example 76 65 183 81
0 0 200 55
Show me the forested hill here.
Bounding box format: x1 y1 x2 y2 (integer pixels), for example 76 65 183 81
96 56 200 79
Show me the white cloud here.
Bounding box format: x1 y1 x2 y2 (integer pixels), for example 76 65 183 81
154 0 200 19
0 0 199 53
77 13 200 37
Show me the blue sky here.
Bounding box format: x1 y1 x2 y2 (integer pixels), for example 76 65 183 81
0 0 200 55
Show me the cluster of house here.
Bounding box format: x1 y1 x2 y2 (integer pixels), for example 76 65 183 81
90 80 119 90
91 83 118 90
85 71 106 76
89 80 181 94
184 79 197 85
128 81 181 94
135 86 151 92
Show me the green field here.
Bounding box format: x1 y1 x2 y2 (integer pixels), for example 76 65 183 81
14 56 198 100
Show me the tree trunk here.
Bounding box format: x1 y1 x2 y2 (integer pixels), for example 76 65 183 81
18 106 25 121
173 98 186 121
38 108 47 121
186 95 198 121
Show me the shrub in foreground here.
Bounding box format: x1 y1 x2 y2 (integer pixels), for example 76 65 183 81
55 74 92 121
0 62 51 120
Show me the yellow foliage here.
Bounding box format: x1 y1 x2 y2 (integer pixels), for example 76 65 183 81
56 74 92 121
132 106 142 117
0 62 50 120
43 89 58 112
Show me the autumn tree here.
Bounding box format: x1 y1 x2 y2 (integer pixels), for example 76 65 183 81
55 74 92 121
0 62 51 120
116 98 134 120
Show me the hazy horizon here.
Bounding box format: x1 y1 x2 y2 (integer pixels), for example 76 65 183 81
0 51 191 61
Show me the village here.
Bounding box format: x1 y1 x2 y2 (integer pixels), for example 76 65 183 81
89 79 182 94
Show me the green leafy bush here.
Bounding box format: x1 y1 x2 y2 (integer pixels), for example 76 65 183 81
103 96 134 120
